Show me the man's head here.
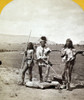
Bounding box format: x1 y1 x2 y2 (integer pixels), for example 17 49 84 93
40 36 47 47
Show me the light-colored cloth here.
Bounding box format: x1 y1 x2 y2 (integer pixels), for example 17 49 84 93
25 49 34 66
36 46 51 66
25 81 59 89
61 48 76 62
26 50 34 59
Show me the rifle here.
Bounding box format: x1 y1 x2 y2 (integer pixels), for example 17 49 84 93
52 49 84 56
51 50 61 52
21 31 32 69
75 50 84 56
36 58 53 66
36 58 57 74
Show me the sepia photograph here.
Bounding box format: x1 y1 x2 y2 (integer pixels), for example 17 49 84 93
0 0 84 100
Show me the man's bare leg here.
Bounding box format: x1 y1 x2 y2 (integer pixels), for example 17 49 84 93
20 64 28 85
38 66 43 82
29 66 33 81
44 66 50 82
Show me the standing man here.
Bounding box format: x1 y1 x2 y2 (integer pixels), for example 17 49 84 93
36 36 51 82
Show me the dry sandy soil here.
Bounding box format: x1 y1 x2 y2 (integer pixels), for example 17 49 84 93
0 42 84 100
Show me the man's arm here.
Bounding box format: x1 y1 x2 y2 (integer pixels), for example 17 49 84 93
60 48 66 58
75 51 84 56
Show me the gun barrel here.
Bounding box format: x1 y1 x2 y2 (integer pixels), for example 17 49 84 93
76 51 84 54
76 50 84 56
51 50 61 52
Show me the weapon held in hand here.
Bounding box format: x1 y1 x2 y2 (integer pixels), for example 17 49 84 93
75 50 84 56
21 31 32 69
51 49 84 56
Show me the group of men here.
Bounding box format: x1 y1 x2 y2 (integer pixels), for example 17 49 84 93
20 36 52 85
20 36 84 90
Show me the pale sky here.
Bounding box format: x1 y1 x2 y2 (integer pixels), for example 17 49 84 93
0 0 84 44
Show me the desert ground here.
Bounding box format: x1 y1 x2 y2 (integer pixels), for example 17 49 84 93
0 35 84 100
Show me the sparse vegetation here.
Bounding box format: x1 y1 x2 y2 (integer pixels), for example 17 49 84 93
0 38 84 100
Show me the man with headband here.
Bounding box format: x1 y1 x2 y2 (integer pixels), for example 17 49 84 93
36 36 51 82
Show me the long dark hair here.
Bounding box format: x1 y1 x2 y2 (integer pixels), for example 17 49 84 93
25 42 34 56
27 42 34 50
64 39 74 49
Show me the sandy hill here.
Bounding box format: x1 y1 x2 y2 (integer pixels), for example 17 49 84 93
0 34 55 44
0 34 39 43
